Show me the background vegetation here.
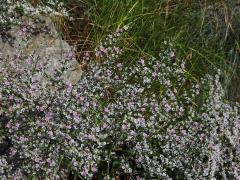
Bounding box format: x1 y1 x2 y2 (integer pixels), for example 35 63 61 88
57 0 239 100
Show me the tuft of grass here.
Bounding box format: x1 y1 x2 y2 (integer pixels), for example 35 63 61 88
83 0 239 100
31 1 239 90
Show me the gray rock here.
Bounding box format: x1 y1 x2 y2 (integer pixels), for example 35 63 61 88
0 15 82 85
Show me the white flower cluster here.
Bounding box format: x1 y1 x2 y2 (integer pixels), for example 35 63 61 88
0 0 69 25
0 24 239 179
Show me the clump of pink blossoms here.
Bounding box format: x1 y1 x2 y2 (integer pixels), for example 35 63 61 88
0 25 240 179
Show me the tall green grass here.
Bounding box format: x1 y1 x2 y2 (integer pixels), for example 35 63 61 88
81 0 239 100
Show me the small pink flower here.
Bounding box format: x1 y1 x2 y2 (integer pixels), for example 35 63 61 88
26 58 32 65
48 131 53 137
116 63 122 68
152 72 158 77
116 28 121 33
92 101 97 108
73 160 78 167
67 85 73 93
35 163 40 170
154 106 159 112
10 148 17 156
92 163 97 172
8 106 13 112
4 81 10 86
35 157 40 163
20 136 25 142
143 133 148 138
81 167 89 177
45 112 53 122
181 62 185 69
141 108 146 112
95 51 101 57
122 124 129 130
113 47 120 53
139 58 145 65
15 123 20 130
85 102 90 107
75 93 80 99
72 111 78 117
74 116 80 124
169 51 175 59
100 46 108 54
67 52 74 59
66 124 72 129
22 27 27 32
102 123 109 129
181 130 186 135
9 95 14 100
104 108 110 113
47 158 51 164
208 142 214 149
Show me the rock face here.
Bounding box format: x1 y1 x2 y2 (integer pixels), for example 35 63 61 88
0 15 82 84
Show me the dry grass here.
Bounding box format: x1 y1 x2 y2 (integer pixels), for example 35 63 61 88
55 2 94 63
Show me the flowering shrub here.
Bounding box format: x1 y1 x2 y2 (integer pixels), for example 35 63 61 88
0 24 240 179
